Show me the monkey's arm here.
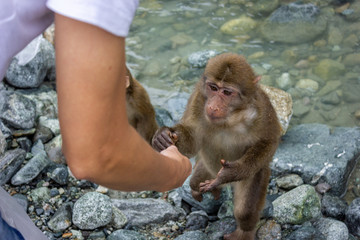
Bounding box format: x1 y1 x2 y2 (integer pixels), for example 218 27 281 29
199 139 278 193
55 14 191 192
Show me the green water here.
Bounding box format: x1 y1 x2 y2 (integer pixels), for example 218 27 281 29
126 0 360 128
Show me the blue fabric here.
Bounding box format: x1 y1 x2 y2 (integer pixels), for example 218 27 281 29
0 214 25 240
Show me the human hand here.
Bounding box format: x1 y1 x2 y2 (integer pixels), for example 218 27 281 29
160 145 192 188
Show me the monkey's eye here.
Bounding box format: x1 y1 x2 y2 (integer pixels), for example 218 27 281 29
208 84 218 92
223 89 233 96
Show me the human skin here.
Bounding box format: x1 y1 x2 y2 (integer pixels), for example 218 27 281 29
54 14 192 192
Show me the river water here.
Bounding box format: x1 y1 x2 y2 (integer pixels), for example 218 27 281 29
126 0 360 202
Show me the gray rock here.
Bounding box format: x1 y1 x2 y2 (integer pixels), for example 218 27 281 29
12 193 28 212
285 224 325 240
111 198 183 228
345 198 360 237
271 124 360 196
342 83 360 103
107 230 146 240
185 210 208 230
49 164 68 185
177 177 231 214
11 152 50 185
47 202 73 232
111 206 127 229
313 217 349 240
188 50 220 68
272 185 321 224
174 230 207 240
5 36 55 89
0 92 36 129
0 129 6 155
276 174 304 190
73 192 113 230
217 200 234 219
321 194 347 220
29 187 51 203
257 220 281 240
261 3 327 44
205 217 236 240
0 148 26 185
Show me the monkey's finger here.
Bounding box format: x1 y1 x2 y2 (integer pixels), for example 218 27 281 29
159 131 175 146
171 132 179 142
152 139 167 152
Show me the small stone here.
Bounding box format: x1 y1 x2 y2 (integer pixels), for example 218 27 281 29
276 174 304 190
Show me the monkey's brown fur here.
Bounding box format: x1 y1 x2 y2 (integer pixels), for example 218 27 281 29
152 53 281 240
125 67 159 144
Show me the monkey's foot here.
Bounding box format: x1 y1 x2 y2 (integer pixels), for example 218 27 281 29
191 190 203 202
223 228 255 240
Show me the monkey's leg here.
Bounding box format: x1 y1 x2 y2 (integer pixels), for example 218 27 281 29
189 160 218 201
224 167 270 240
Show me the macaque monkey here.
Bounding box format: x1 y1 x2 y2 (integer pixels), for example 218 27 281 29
152 53 281 240
125 66 159 144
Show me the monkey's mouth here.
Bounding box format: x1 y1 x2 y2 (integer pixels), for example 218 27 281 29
205 114 226 124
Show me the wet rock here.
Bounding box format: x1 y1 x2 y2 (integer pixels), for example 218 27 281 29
205 217 237 240
345 197 360 237
49 164 69 185
5 35 55 88
12 193 29 212
342 1 360 21
321 194 347 220
188 50 220 68
30 187 51 203
107 230 147 240
47 202 73 232
292 100 311 118
0 148 26 185
112 198 183 228
317 80 341 96
0 92 36 129
261 3 327 43
220 15 257 35
271 124 360 196
276 73 292 90
321 91 341 105
163 92 191 123
33 125 54 144
285 223 325 240
295 79 319 92
259 84 293 135
257 220 281 240
313 217 349 240
276 174 304 190
177 177 230 214
343 53 360 67
174 230 207 240
185 210 208 230
217 200 234 219
72 192 113 230
342 83 360 103
272 185 321 224
250 0 280 15
11 151 50 185
314 59 345 80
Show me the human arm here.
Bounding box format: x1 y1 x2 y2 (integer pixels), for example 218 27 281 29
54 14 191 192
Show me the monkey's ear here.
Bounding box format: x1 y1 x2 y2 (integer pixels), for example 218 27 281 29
253 75 261 84
125 76 130 88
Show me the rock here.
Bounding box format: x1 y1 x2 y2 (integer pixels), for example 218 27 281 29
342 1 360 21
342 83 360 103
174 230 208 240
49 164 69 185
313 217 349 240
257 220 282 240
163 92 191 123
72 192 113 230
29 187 51 203
217 200 234 219
261 3 327 44
0 130 7 155
0 149 26 185
5 35 55 88
0 92 36 129
321 194 347 220
276 174 304 190
111 198 183 228
345 198 360 237
275 73 292 90
271 124 360 196
111 206 127 229
38 117 60 136
47 202 73 232
177 177 230 214
33 125 54 144
314 59 345 80
107 230 147 240
185 210 208 230
328 26 343 46
320 91 341 105
343 53 360 67
220 16 257 35
285 223 325 240
205 217 237 240
23 90 58 120
259 84 293 135
295 79 319 92
188 50 220 68
317 80 341 96
249 0 280 15
12 193 28 212
272 185 321 224
11 151 50 185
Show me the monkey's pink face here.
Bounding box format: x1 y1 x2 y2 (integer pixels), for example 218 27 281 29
204 81 240 124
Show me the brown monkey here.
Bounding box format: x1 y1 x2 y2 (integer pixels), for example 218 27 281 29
125 66 159 144
152 53 281 240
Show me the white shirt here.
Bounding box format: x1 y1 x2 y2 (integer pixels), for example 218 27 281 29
0 0 139 79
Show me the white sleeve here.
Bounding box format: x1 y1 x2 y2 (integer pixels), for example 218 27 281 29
46 0 139 37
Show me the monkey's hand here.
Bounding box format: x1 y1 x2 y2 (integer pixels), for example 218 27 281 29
199 159 239 194
152 127 178 152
